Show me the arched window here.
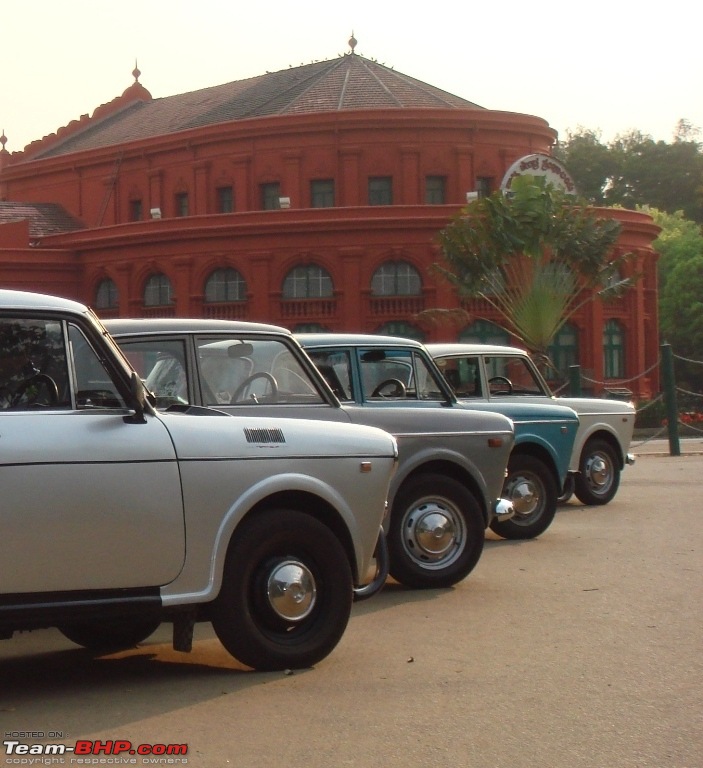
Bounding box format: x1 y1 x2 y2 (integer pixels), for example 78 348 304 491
205 268 247 303
459 320 509 345
282 264 333 299
547 322 579 379
95 278 118 310
375 321 425 341
603 319 625 378
144 274 173 307
371 261 421 296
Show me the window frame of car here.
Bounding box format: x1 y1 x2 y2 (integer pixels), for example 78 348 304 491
0 309 141 414
305 343 456 405
114 330 343 410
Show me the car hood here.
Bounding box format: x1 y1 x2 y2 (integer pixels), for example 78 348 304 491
552 396 635 416
455 400 578 424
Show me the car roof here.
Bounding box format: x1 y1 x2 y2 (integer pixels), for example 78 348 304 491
0 289 89 315
426 342 527 356
105 317 292 337
296 333 425 349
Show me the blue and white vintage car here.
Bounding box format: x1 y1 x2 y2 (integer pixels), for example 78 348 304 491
427 343 636 506
0 291 399 671
108 320 517 590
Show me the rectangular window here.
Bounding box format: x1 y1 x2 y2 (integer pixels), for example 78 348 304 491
129 200 143 221
175 192 189 217
425 176 446 204
216 186 234 213
261 182 281 210
311 179 335 208
476 177 492 198
368 177 393 206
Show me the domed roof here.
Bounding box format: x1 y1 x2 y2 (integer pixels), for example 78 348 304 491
30 52 485 159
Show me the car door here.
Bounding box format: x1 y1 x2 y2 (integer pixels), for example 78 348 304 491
0 315 185 594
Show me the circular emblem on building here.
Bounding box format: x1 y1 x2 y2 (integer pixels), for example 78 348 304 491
500 153 577 194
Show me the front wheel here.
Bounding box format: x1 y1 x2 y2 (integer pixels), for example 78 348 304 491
211 509 353 670
490 455 557 540
574 439 620 505
387 474 485 589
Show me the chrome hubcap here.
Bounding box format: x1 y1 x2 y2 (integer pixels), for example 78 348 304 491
266 560 316 622
402 499 465 568
505 474 542 519
586 455 612 490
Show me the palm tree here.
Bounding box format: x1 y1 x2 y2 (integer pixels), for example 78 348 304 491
435 175 628 358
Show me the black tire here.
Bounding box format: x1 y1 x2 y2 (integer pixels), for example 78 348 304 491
388 474 485 589
490 454 558 540
211 509 353 671
59 617 160 652
574 439 620 505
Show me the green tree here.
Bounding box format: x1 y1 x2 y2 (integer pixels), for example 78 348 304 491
648 207 703 392
557 123 703 223
553 127 613 205
435 175 625 358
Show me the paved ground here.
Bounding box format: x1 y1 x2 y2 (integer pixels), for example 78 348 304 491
1 453 701 768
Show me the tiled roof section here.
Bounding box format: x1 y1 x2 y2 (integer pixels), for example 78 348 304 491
34 54 484 159
0 203 85 237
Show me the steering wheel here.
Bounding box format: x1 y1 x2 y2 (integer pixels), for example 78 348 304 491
10 373 59 407
488 375 513 395
371 378 407 398
232 372 279 403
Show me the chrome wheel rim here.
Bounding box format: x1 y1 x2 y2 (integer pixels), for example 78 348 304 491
400 497 466 570
266 559 317 622
584 452 614 495
504 471 544 523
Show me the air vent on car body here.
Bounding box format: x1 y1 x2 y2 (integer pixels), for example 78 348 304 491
244 427 286 444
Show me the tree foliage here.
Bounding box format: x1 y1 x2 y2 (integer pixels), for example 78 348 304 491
555 121 703 223
648 207 703 392
435 176 625 356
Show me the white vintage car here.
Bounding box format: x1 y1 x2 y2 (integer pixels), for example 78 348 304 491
0 290 398 671
427 343 636 505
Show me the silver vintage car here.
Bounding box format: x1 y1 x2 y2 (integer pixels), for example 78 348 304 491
108 320 516 591
427 343 636 505
0 291 398 671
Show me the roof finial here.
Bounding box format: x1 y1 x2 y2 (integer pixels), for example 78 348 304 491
132 59 141 82
0 130 7 153
348 31 357 53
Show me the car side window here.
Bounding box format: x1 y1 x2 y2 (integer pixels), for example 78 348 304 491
306 350 354 401
0 318 71 410
197 337 324 406
486 355 545 396
120 340 188 407
68 323 128 409
437 356 482 397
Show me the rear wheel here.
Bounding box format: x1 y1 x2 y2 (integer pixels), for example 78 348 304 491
490 454 557 540
59 617 160 652
388 474 485 589
574 439 620 505
211 509 352 670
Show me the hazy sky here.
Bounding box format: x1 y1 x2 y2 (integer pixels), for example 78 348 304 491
2 0 701 154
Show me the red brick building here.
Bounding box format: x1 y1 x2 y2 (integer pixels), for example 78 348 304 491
0 44 660 398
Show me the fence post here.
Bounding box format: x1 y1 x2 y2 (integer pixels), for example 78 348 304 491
568 365 582 396
661 343 680 457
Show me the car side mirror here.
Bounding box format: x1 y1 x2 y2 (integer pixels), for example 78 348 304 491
125 371 149 423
